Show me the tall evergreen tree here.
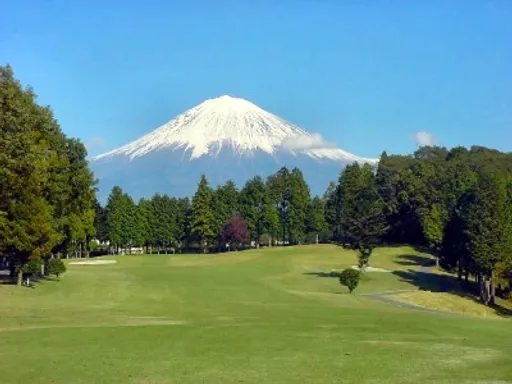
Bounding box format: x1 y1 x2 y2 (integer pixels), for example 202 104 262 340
339 163 387 268
306 196 327 244
104 186 125 253
323 181 340 241
212 180 239 247
175 197 191 252
239 176 268 246
266 167 291 244
190 175 215 253
287 168 311 244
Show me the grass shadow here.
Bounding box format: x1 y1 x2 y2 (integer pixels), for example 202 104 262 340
393 269 512 318
379 243 432 253
392 269 461 292
0 270 60 288
395 254 436 267
304 271 340 278
492 301 512 317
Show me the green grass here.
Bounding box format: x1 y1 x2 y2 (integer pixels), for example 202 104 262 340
1 245 511 383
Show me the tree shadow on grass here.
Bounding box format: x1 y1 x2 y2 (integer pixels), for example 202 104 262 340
492 303 512 317
395 254 436 267
304 271 341 278
0 270 59 288
392 269 462 293
378 243 432 253
393 269 512 318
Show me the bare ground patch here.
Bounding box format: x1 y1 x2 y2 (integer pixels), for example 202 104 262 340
69 259 117 265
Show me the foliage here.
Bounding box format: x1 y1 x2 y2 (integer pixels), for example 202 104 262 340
239 176 267 245
338 163 387 267
339 268 360 293
220 215 249 250
47 258 67 278
306 196 327 243
0 65 96 285
190 175 215 253
23 257 42 275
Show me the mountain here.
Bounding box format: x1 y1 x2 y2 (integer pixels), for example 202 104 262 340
91 95 378 201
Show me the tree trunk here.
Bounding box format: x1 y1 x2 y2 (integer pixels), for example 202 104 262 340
315 233 319 245
435 255 439 269
17 269 23 287
490 269 496 305
479 273 492 305
484 276 492 306
457 263 462 281
479 272 485 303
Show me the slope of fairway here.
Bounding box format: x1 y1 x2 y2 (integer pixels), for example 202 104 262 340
1 245 511 384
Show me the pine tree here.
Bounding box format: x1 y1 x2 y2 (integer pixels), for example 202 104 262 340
339 163 387 268
262 202 279 246
422 203 448 267
266 167 291 244
190 175 215 253
323 181 340 241
105 186 124 253
306 196 327 244
287 168 311 244
239 176 267 246
212 180 239 247
175 197 191 253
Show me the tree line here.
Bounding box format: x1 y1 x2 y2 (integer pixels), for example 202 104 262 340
373 146 512 305
96 167 325 254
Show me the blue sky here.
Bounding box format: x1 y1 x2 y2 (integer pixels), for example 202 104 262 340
1 0 511 158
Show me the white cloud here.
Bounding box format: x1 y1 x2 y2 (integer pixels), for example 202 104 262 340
414 131 438 147
85 137 107 156
281 133 336 151
85 136 106 150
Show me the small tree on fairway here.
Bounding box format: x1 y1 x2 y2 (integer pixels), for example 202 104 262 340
339 268 360 293
48 258 67 279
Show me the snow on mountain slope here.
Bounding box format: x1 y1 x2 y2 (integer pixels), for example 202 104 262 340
93 95 377 164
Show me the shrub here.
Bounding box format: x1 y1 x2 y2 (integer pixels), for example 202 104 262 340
339 268 360 293
48 258 67 278
23 258 42 275
221 215 249 250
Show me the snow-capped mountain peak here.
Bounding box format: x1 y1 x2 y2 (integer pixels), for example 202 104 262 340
93 95 377 164
95 95 312 160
